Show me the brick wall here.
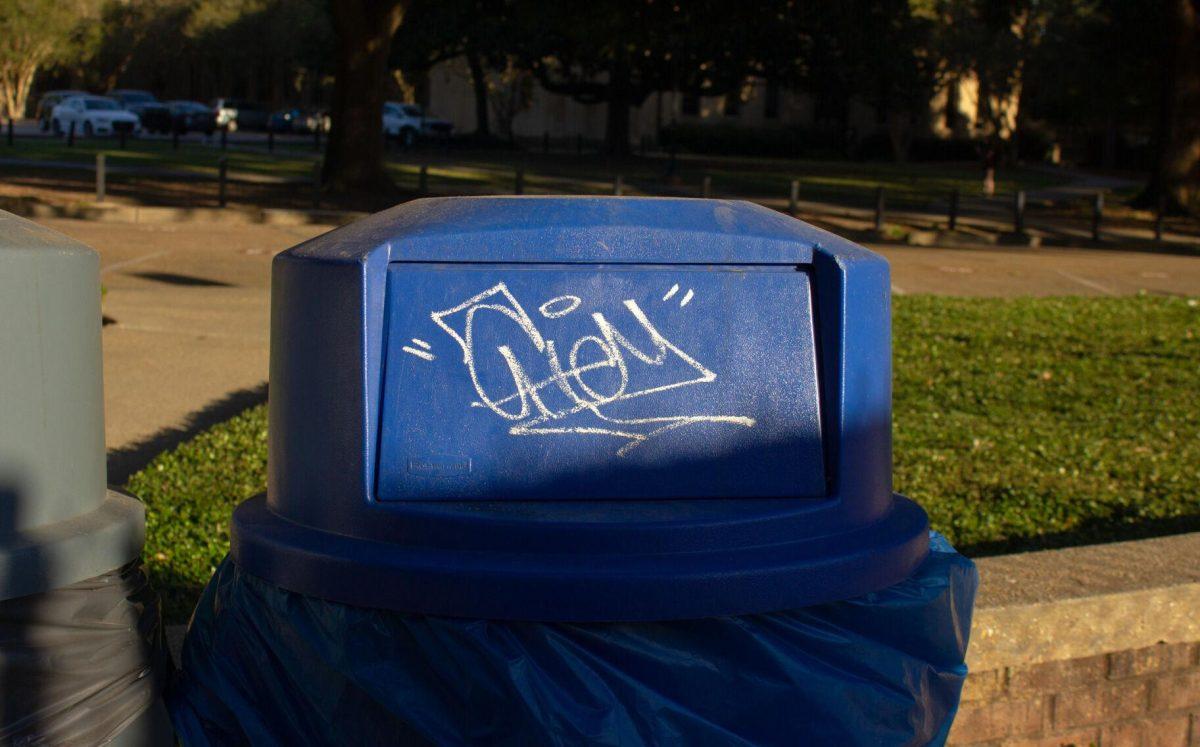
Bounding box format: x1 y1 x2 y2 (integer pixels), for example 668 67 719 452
948 641 1200 746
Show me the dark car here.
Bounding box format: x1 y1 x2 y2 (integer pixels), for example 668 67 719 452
211 98 270 132
110 89 172 134
35 90 89 131
166 100 216 135
267 108 328 134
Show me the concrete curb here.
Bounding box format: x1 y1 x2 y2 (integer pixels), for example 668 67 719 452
0 195 363 228
969 532 1200 671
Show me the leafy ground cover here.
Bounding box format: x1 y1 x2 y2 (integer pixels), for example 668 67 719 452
127 295 1200 623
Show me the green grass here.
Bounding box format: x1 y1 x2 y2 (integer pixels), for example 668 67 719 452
127 295 1200 623
3 138 1067 207
4 138 319 179
894 296 1200 552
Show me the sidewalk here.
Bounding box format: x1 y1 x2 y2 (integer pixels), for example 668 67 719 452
38 218 332 483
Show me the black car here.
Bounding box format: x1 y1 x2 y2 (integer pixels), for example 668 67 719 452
35 90 89 131
166 100 216 135
110 89 172 134
211 98 270 132
267 108 328 134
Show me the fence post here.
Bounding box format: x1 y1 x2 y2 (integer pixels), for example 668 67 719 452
874 187 885 232
118 128 126 150
1155 194 1166 242
312 160 321 210
1091 192 1103 242
788 180 799 216
172 126 180 150
418 164 428 196
218 156 228 208
515 165 525 195
313 126 321 152
948 188 959 231
613 175 624 196
268 130 274 153
67 121 75 147
6 118 12 147
95 153 105 203
220 126 227 150
701 175 712 199
1013 190 1026 233
576 134 583 156
543 131 550 153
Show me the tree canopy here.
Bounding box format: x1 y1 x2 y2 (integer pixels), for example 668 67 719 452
5 0 1195 208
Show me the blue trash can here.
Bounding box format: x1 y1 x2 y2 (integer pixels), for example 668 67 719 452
171 198 977 745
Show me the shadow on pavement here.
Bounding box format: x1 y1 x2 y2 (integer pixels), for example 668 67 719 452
107 383 267 487
961 513 1200 558
128 271 234 287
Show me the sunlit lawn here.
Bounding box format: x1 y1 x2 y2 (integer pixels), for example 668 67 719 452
127 294 1200 623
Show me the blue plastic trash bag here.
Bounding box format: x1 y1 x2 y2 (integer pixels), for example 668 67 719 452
169 533 976 746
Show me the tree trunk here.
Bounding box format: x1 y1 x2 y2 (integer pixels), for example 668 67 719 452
605 52 632 156
323 0 407 194
1139 0 1200 212
466 45 490 137
887 109 912 163
1 56 43 119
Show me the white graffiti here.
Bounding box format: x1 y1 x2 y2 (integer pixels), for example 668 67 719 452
415 282 755 456
402 337 435 360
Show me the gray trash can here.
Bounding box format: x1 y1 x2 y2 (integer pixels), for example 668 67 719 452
0 211 172 745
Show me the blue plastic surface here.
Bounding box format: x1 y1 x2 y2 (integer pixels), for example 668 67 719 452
170 534 978 746
232 197 929 619
378 263 824 500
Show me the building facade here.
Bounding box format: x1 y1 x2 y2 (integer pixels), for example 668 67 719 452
425 56 997 147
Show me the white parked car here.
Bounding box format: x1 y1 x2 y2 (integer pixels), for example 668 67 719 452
382 102 453 146
51 96 141 138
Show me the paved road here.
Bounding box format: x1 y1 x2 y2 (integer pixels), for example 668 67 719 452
874 243 1200 297
30 218 1200 481
35 218 330 479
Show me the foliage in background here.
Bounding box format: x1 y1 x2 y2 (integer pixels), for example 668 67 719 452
0 0 93 118
32 0 334 112
799 0 938 162
507 0 809 155
128 295 1200 623
10 0 1197 204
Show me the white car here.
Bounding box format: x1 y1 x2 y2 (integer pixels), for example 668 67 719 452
51 96 141 138
382 102 453 146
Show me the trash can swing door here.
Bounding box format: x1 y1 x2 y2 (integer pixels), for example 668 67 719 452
376 263 827 502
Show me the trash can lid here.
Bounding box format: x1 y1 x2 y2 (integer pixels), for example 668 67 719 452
0 212 144 601
231 197 928 620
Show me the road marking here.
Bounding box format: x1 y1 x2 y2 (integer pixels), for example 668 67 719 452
1054 269 1115 295
100 250 171 275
